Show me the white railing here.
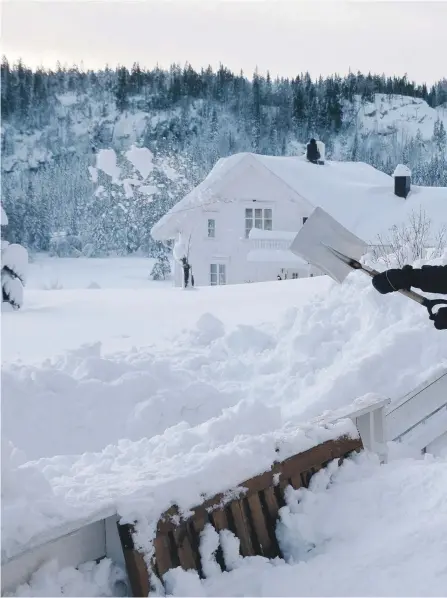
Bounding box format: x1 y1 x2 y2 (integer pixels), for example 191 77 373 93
250 238 293 251
1 510 127 595
385 369 447 452
319 396 390 463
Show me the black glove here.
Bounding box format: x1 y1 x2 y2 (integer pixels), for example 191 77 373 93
372 265 413 294
432 307 447 330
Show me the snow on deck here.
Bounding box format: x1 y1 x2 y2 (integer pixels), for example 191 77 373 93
2 253 447 565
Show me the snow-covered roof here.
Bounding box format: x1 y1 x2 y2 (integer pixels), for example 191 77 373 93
151 152 447 243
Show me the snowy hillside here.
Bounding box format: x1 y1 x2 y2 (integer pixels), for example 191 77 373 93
2 60 447 255
358 93 447 140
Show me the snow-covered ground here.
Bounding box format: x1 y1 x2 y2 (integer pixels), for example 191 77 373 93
2 254 447 596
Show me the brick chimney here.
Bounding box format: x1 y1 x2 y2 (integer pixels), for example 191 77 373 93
393 164 411 198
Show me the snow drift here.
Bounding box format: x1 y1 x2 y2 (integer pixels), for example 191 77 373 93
2 250 447 560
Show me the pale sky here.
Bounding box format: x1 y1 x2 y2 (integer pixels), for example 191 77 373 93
1 0 445 84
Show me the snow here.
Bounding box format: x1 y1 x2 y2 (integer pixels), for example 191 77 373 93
2 243 29 284
139 184 157 196
2 202 9 225
56 93 78 108
88 166 98 183
152 152 447 244
163 450 447 597
359 93 447 141
96 149 121 182
393 163 412 177
124 145 154 180
2 252 447 594
173 238 188 261
6 557 128 597
247 249 306 265
249 229 297 241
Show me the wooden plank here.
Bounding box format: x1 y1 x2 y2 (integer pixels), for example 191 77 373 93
155 437 363 532
261 486 279 524
290 473 303 489
174 526 196 571
210 508 228 531
153 534 172 578
229 501 254 557
247 493 275 558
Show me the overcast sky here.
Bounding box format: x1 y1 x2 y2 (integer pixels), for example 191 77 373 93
1 0 445 84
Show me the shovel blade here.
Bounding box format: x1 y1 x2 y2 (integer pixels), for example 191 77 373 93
290 207 368 283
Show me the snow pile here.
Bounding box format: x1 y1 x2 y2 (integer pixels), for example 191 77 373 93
6 558 128 597
1 438 77 560
2 252 447 557
163 450 447 597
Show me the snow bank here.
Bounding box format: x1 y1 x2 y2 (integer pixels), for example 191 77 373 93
1 438 77 560
2 252 446 559
164 451 447 597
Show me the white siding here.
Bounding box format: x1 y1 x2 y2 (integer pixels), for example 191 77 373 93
183 161 311 287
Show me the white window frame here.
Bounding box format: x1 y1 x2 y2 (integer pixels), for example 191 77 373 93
245 207 272 238
207 218 216 238
210 263 226 286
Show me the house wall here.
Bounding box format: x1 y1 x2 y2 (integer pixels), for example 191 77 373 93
182 160 312 287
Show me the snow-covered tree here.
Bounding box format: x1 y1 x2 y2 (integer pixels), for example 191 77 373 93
150 253 171 280
1 204 29 310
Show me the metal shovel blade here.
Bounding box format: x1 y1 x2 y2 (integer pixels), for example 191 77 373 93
289 207 368 283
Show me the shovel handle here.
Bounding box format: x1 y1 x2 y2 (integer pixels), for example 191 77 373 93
359 263 447 316
321 246 447 318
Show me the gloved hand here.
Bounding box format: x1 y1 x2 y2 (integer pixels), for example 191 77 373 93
372 265 413 294
431 307 447 330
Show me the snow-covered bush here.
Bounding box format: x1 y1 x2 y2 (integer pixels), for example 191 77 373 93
1 241 28 309
1 203 29 309
150 253 171 280
372 208 446 267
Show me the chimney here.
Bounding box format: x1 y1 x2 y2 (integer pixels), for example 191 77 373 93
393 164 411 198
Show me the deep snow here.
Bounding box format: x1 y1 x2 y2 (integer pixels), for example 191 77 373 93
2 253 447 596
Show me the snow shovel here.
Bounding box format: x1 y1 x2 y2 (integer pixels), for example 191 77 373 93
290 207 447 319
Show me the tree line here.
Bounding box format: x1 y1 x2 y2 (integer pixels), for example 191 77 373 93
1 57 446 256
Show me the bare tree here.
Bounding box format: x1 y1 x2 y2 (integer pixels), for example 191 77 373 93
372 208 446 267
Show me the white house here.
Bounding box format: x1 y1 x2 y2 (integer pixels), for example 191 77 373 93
151 151 446 287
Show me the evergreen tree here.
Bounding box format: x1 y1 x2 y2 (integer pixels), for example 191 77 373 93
150 245 171 280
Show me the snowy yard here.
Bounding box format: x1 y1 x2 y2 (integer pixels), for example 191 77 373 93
2 254 447 596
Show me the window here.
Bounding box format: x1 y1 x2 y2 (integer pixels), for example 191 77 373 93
245 207 272 238
303 217 308 225
208 219 215 238
210 264 226 285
